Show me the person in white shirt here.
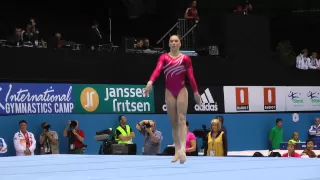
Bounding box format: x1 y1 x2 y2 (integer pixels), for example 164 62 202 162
13 120 36 156
309 118 320 138
307 52 320 70
0 138 7 155
296 49 308 70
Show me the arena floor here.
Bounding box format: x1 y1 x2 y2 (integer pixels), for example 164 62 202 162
0 154 319 180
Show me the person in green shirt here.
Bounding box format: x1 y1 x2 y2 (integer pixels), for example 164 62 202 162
269 118 283 149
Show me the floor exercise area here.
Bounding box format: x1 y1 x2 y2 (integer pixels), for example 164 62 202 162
0 155 319 180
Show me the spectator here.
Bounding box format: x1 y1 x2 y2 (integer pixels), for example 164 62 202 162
301 139 317 158
307 52 320 70
39 122 59 154
269 118 283 150
206 119 227 157
186 121 197 155
13 120 36 156
288 132 300 143
136 120 162 155
282 142 301 158
0 138 7 155
115 115 135 144
296 49 308 70
63 120 85 154
309 118 320 139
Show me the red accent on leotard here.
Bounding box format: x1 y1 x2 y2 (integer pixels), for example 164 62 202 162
149 54 198 97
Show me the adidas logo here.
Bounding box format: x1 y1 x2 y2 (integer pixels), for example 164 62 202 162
194 88 218 111
161 88 218 112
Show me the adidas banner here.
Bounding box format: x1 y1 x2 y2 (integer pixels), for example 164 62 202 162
154 86 225 114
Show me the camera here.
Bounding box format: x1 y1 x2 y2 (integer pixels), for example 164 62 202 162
70 120 77 129
144 121 151 128
43 124 51 131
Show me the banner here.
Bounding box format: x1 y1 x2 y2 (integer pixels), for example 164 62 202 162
285 86 320 111
0 83 74 114
73 84 155 113
223 86 286 113
154 86 225 114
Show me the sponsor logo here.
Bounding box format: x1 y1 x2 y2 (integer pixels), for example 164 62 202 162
307 91 320 105
235 87 249 111
161 88 218 112
80 87 99 112
264 87 276 110
103 86 154 113
194 88 218 111
288 91 303 104
0 84 74 114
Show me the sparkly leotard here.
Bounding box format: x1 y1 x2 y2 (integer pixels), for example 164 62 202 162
149 53 198 97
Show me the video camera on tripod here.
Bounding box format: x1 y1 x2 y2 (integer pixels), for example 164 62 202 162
94 128 113 155
193 124 210 153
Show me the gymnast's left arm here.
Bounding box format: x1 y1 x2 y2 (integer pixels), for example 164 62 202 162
185 56 198 93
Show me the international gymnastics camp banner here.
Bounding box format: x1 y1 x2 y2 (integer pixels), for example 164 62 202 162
0 83 74 114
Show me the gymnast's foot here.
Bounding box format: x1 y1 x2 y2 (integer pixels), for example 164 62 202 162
171 152 180 163
179 149 186 164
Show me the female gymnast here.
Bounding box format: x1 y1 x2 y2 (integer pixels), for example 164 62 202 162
144 35 201 164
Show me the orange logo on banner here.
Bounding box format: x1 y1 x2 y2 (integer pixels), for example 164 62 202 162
263 87 276 110
235 87 249 111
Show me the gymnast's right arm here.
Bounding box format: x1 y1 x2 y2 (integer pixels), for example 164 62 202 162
148 55 165 85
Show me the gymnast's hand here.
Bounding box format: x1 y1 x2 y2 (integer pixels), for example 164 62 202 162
143 81 153 97
194 92 201 105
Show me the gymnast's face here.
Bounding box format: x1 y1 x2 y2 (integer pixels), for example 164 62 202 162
169 36 181 51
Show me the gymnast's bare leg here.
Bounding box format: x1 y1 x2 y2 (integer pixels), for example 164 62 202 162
176 87 188 164
165 89 181 162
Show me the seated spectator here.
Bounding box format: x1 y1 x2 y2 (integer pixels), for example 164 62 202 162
186 121 197 156
301 139 317 158
282 142 301 158
135 39 143 50
143 38 153 50
309 118 320 139
206 119 227 157
307 52 320 70
296 49 308 70
289 132 301 143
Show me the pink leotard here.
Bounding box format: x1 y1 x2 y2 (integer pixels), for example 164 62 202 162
149 53 198 97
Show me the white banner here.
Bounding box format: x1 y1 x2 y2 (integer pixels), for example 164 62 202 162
223 86 286 113
285 86 320 111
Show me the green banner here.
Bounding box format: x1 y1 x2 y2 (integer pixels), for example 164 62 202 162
73 84 154 113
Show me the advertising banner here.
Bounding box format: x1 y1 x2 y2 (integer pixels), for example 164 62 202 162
0 83 74 114
154 86 225 114
73 84 155 113
285 86 320 111
223 86 286 113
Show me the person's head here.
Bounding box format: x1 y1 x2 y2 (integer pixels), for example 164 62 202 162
301 49 308 57
211 119 221 133
315 118 320 126
169 35 181 52
287 142 296 154
19 120 27 132
276 118 282 128
312 52 318 58
143 38 150 47
119 115 127 125
136 40 143 47
30 18 36 26
306 139 315 150
15 28 22 36
292 132 299 141
55 32 61 39
215 116 224 125
191 0 197 7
